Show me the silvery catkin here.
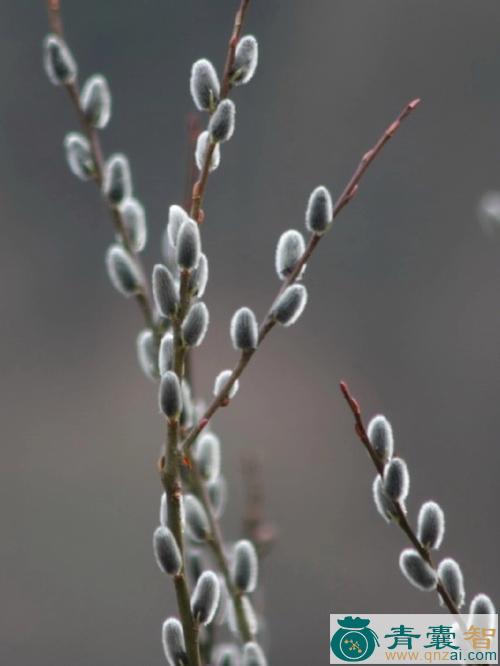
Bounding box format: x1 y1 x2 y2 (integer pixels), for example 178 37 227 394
120 198 147 252
214 370 239 399
63 133 94 180
184 494 210 542
232 35 259 85
367 415 394 463
105 244 141 297
417 501 445 550
195 130 221 172
153 526 182 576
372 475 401 523
383 457 409 502
136 329 157 380
162 618 187 666
159 332 174 375
214 644 240 666
102 154 132 206
230 307 258 350
159 371 182 420
399 548 437 591
271 284 308 326
190 58 220 111
189 252 209 297
177 219 201 271
191 571 220 625
242 642 267 666
167 204 188 247
43 34 77 85
209 99 236 143
195 433 221 483
232 539 258 593
80 74 112 129
275 229 305 279
182 302 209 348
305 185 333 234
438 558 465 608
152 264 178 318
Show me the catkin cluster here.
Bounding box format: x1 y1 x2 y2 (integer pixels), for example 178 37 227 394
367 414 496 622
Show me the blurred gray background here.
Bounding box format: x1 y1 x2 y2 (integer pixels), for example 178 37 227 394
1 1 500 664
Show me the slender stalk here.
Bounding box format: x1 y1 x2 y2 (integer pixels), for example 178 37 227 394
46 0 159 340
339 381 465 627
181 98 421 454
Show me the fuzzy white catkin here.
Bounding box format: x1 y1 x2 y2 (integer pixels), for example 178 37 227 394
214 644 240 666
190 58 220 111
271 284 308 326
438 558 465 608
232 35 259 86
195 130 221 172
208 476 227 518
469 593 496 621
136 329 157 380
152 264 178 318
162 618 187 666
102 154 132 206
195 433 221 483
63 133 94 180
189 252 209 297
159 371 182 419
228 596 258 638
159 492 185 529
105 244 141 297
367 415 394 463
167 205 188 247
159 333 174 375
275 229 306 280
242 642 267 666
417 501 445 550
372 475 403 523
305 185 333 234
214 370 239 399
184 494 210 542
177 219 201 271
180 381 195 429
230 307 258 350
43 34 77 85
399 548 437 591
209 99 236 143
153 526 182 576
383 457 409 502
182 302 209 348
232 540 258 593
80 74 112 128
191 571 220 625
120 198 147 252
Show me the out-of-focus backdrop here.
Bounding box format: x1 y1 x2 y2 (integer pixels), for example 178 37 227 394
1 1 500 663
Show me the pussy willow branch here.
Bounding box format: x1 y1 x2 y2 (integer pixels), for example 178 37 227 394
46 0 158 337
181 97 421 455
339 381 465 627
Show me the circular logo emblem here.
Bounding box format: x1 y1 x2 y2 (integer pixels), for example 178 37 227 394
330 617 379 662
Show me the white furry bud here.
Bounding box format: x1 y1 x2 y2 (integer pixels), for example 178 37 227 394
214 370 239 399
120 198 147 252
167 205 188 247
417 501 445 550
208 476 227 518
63 132 95 180
195 130 221 172
383 457 409 502
209 99 236 143
372 475 402 523
231 307 258 350
159 371 182 420
189 253 209 297
275 230 305 280
105 244 141 297
195 433 221 483
103 154 132 206
182 302 209 348
190 59 220 111
177 219 201 271
43 34 77 85
305 185 333 234
469 593 496 621
214 644 240 666
153 526 182 576
243 642 267 666
159 332 174 375
184 494 210 542
80 74 111 129
162 618 187 666
367 415 394 463
228 597 258 638
271 284 308 326
232 540 258 593
152 264 178 317
399 548 437 591
438 558 465 608
232 35 259 86
191 571 220 625
136 329 157 380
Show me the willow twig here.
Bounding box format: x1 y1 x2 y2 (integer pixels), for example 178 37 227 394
181 97 421 454
339 380 465 627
